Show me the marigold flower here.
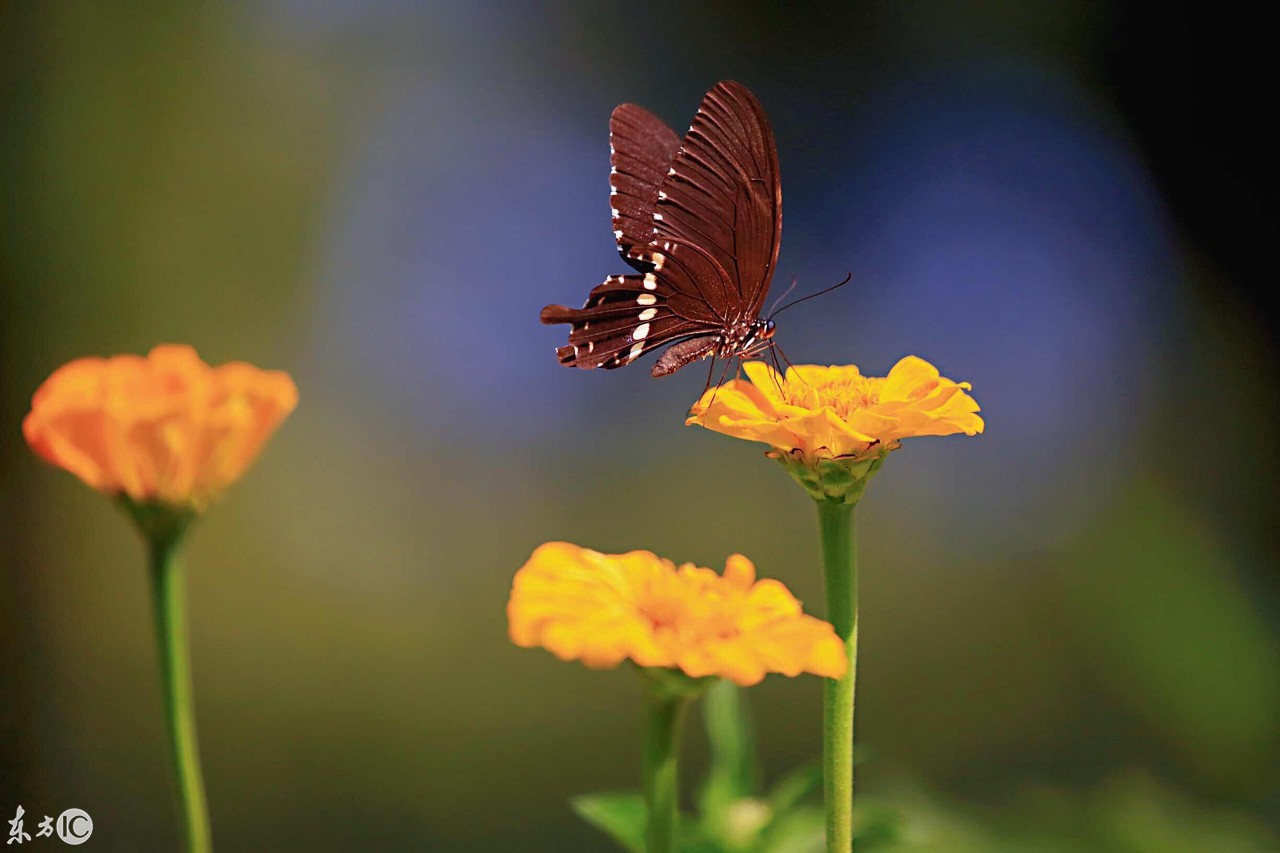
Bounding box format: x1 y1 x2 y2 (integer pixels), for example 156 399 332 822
508 542 846 687
687 357 983 503
23 344 298 510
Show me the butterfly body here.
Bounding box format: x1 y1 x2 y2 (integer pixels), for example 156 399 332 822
541 81 782 377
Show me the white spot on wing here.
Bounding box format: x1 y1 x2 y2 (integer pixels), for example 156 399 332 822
653 213 664 222
658 191 667 200
643 274 657 290
637 293 657 305
632 323 650 341
652 253 666 270
638 307 657 321
628 342 644 361
614 230 624 240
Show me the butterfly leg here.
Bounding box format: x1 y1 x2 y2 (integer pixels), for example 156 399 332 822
773 341 802 376
764 344 790 397
703 350 738 410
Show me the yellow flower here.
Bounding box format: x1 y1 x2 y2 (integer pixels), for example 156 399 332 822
688 356 983 462
23 344 298 510
508 542 846 687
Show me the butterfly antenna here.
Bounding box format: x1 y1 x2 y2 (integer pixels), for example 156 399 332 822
768 272 853 320
766 277 800 318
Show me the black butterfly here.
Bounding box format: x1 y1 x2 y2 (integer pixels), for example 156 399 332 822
541 81 784 377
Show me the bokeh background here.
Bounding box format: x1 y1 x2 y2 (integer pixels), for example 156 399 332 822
2 2 1277 850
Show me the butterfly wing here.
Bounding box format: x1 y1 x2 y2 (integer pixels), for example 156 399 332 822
542 101 721 370
540 273 718 369
609 104 680 271
541 81 781 375
651 81 782 324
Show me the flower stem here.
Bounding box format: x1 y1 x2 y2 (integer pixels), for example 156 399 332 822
818 500 857 852
149 538 212 853
641 687 690 853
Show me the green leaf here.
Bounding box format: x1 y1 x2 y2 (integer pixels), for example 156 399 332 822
764 762 823 819
699 680 760 826
755 806 826 853
851 801 905 851
570 792 647 853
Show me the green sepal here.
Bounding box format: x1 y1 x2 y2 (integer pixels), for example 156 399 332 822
570 792 647 853
636 664 717 702
767 446 891 505
117 496 198 550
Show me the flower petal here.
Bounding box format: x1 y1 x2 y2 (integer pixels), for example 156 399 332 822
24 345 297 509
507 543 845 684
686 355 982 457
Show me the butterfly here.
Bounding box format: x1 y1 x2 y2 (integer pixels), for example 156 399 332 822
541 81 785 378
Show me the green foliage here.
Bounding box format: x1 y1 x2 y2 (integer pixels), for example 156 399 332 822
572 673 1278 852
572 680 902 852
698 680 760 833
571 793 647 853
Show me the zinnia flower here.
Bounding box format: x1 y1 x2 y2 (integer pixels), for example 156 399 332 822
508 542 846 686
687 357 983 503
23 344 298 510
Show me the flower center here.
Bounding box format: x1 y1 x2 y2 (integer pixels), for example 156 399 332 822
785 376 880 418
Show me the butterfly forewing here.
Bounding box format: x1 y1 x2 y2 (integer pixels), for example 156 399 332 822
652 81 781 322
609 104 680 269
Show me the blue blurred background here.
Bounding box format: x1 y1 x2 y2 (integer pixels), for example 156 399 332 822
2 2 1276 850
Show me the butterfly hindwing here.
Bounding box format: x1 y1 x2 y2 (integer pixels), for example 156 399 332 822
539 274 714 370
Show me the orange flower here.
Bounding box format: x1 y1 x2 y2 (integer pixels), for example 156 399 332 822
23 344 298 510
508 542 846 686
688 356 983 462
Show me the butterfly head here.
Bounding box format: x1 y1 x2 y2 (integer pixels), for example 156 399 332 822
725 317 777 361
747 318 776 349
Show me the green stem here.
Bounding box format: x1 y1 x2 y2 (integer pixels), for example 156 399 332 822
149 538 212 853
818 501 857 852
642 686 690 853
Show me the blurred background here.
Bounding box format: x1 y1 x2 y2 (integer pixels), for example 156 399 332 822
2 2 1277 850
